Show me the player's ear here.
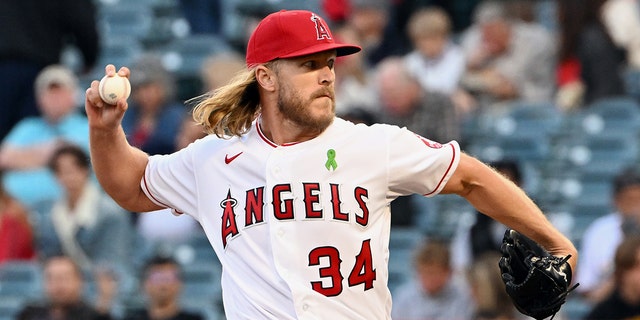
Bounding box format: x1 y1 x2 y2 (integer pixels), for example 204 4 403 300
255 65 276 92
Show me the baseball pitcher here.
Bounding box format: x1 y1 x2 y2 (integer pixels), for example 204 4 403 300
85 9 577 320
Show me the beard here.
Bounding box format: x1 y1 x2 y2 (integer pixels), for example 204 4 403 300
277 82 335 133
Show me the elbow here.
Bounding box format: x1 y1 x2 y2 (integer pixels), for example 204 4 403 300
115 199 141 213
107 189 156 213
456 178 478 199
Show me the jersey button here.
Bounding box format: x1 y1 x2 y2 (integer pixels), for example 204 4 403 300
277 229 285 237
302 304 309 311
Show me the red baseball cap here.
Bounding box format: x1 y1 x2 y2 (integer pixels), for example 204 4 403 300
246 10 362 67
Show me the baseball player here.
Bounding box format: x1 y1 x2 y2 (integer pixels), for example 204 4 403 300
85 9 577 320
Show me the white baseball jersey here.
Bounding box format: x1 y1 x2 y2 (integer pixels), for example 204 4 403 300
141 117 461 319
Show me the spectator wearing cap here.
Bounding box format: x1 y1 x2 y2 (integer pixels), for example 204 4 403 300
121 54 187 156
577 166 640 305
0 65 88 211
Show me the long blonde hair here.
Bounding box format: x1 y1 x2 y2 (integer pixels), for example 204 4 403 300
191 65 263 137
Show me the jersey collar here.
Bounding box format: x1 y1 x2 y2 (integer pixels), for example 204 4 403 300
255 115 304 148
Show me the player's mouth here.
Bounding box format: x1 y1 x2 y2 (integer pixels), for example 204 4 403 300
312 88 334 100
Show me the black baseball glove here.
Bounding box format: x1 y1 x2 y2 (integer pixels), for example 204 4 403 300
498 229 579 320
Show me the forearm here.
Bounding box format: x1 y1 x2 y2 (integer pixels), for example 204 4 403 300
90 126 157 212
446 155 577 266
86 64 164 213
0 144 57 170
465 171 573 255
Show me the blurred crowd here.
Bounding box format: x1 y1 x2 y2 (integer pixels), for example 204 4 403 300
1 0 640 319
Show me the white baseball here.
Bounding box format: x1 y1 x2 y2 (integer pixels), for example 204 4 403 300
98 74 131 105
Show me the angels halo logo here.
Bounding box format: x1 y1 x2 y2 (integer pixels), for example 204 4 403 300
416 135 443 149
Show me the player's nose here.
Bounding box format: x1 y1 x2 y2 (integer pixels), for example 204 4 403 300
318 65 335 85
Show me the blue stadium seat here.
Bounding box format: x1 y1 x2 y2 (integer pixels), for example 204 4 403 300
389 227 424 251
181 262 222 302
562 295 592 320
98 36 144 70
0 260 42 299
387 228 424 295
467 134 551 166
569 201 612 248
388 246 414 290
567 174 613 207
415 195 474 239
491 101 562 138
624 68 640 101
180 301 224 320
580 97 640 137
158 34 233 78
76 36 143 94
534 0 558 32
546 107 639 178
269 0 321 12
388 268 410 297
97 3 154 41
0 296 24 320
572 135 638 177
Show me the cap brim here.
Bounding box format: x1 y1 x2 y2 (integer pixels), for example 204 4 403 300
279 43 362 59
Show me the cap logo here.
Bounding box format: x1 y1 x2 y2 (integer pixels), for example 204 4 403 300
310 13 331 40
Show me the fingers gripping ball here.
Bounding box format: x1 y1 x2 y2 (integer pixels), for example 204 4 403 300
498 229 579 320
98 74 131 105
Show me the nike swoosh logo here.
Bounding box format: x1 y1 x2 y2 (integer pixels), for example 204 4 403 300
225 152 243 164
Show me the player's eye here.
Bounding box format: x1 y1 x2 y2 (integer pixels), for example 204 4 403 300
327 59 335 70
303 61 317 69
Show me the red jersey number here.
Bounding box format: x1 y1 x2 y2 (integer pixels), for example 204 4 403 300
308 239 377 297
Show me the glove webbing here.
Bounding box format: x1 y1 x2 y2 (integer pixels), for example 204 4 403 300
536 255 580 320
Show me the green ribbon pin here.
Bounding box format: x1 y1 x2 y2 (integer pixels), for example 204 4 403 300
325 149 337 171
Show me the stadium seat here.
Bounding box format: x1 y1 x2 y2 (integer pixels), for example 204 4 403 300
623 68 640 101
75 36 143 94
387 268 410 296
98 36 144 70
467 134 551 166
491 101 562 138
415 195 475 239
562 295 592 320
0 296 24 320
547 116 639 177
0 260 42 299
388 246 415 289
580 97 640 137
573 135 638 177
158 34 233 78
181 262 222 301
389 227 424 251
534 0 558 32
97 3 154 41
569 202 612 247
269 0 321 12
